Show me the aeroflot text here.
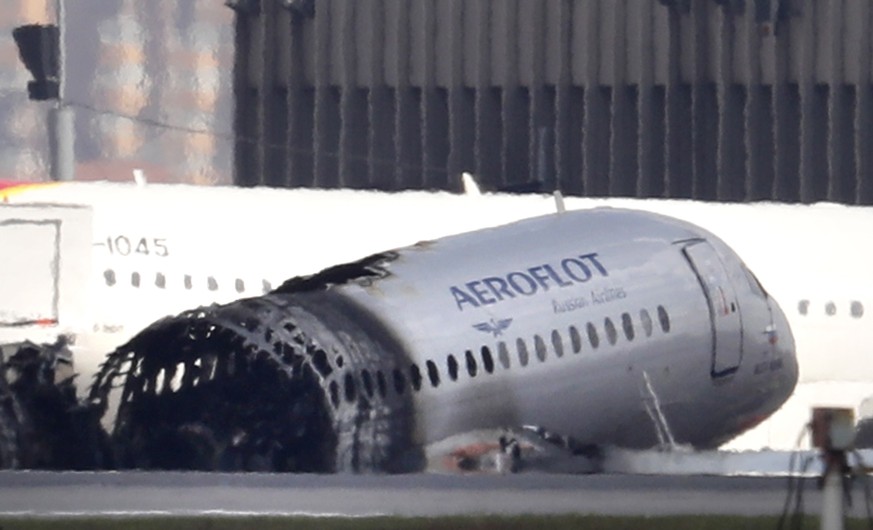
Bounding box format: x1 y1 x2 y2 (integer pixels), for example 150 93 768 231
449 253 608 311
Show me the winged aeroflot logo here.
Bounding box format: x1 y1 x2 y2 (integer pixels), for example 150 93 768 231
473 318 513 337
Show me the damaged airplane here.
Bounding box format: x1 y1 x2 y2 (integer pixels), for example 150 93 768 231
55 206 797 472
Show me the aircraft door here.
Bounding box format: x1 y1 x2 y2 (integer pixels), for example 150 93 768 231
682 241 743 378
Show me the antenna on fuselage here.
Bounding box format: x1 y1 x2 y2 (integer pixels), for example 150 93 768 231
132 168 147 186
553 190 566 213
461 172 481 196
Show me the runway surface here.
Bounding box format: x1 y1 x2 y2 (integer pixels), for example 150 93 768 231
1 471 870 518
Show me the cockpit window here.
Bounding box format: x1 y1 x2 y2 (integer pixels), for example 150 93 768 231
742 265 767 298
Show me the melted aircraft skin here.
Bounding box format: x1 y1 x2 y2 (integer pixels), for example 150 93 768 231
75 208 798 472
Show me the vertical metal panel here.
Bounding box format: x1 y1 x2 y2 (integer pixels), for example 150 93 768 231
285 5 315 188
609 0 639 196
230 0 873 205
691 1 717 200
232 3 257 186
744 9 774 201
500 0 529 188
773 12 800 202
636 0 664 197
420 1 449 189
366 0 396 189
554 0 581 195
856 0 873 204
313 2 339 187
665 6 692 197
448 0 474 186
526 0 549 185
473 1 501 184
581 1 609 195
798 1 827 203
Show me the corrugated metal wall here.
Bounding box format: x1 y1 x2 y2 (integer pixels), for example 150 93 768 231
231 0 873 204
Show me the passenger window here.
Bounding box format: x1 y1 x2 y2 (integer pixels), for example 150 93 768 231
569 326 582 353
825 302 836 316
155 272 166 289
465 350 478 377
426 360 441 387
410 363 423 391
344 373 357 402
393 368 406 394
622 313 634 341
551 330 564 357
481 346 495 373
184 274 193 290
587 323 600 349
447 355 459 381
235 278 245 293
329 380 340 408
604 318 618 345
498 341 511 369
376 370 387 397
361 369 374 397
534 335 547 362
657 305 671 333
516 338 530 366
640 309 653 337
262 279 272 293
131 272 141 287
207 276 218 291
104 269 116 286
798 300 809 316
851 301 864 319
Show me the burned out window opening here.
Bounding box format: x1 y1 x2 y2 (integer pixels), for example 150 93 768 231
344 373 357 403
409 363 423 391
376 370 387 397
392 368 406 394
361 369 374 397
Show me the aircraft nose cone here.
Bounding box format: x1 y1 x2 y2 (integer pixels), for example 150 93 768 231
769 295 799 391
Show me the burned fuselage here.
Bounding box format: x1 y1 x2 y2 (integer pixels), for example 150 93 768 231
2 208 798 472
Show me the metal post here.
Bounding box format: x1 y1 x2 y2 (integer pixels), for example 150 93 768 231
820 453 845 530
50 0 74 181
